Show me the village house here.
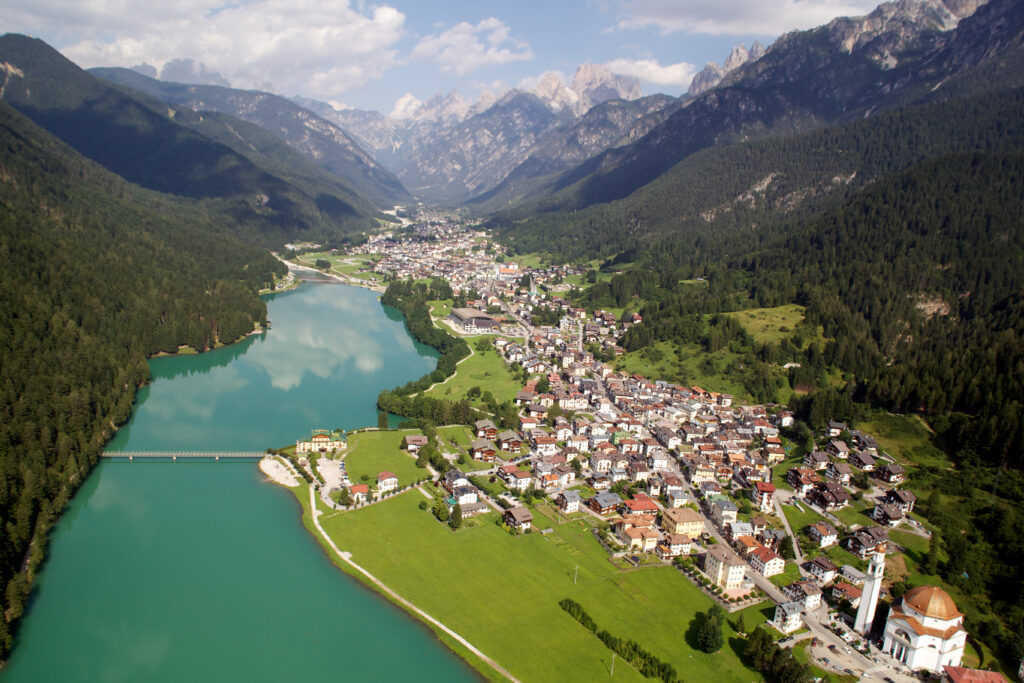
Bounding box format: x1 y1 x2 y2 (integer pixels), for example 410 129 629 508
846 527 889 559
773 601 804 634
475 419 498 439
377 471 398 493
787 466 821 495
807 521 839 548
557 490 581 514
656 534 693 561
622 493 659 517
349 483 369 504
804 450 831 470
470 439 497 462
832 581 862 608
504 507 533 532
615 516 660 552
403 434 428 453
751 482 776 513
666 489 691 509
885 489 917 512
783 580 823 610
877 463 906 484
873 502 905 527
750 547 786 578
710 498 738 527
827 461 853 485
662 507 705 538
498 430 523 452
849 451 876 471
828 439 850 459
591 491 622 515
805 555 838 584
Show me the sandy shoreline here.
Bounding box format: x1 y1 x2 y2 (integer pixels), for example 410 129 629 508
260 456 299 487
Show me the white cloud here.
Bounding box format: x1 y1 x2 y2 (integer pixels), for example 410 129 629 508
411 17 533 76
615 0 881 36
389 93 423 120
8 0 406 102
603 58 697 87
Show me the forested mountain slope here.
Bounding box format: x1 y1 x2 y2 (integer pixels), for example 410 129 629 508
0 34 380 247
90 67 411 208
493 85 1024 261
0 100 285 658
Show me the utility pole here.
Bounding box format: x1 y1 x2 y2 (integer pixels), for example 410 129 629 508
574 565 579 584
610 653 615 676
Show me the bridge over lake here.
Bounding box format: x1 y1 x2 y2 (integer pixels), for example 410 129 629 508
102 451 264 460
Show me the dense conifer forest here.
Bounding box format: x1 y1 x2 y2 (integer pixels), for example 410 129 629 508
0 101 285 657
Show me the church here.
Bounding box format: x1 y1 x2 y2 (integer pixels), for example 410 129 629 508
882 585 967 674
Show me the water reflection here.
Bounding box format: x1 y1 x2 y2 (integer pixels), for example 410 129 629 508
105 283 438 452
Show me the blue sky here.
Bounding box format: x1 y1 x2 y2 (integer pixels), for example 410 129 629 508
5 0 880 114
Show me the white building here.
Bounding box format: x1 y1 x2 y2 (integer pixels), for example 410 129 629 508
773 601 804 634
882 586 967 674
704 544 746 590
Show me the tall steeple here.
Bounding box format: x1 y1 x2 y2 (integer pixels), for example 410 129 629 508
855 543 886 635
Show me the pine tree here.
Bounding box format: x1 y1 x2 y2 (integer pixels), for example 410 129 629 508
450 503 462 529
696 608 724 653
925 531 941 575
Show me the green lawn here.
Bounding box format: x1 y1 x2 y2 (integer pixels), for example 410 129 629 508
314 491 765 682
780 500 827 537
726 305 806 345
424 342 522 406
342 430 428 488
769 561 803 586
852 410 950 469
831 499 874 529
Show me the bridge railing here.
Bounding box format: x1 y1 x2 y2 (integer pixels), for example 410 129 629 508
102 451 265 460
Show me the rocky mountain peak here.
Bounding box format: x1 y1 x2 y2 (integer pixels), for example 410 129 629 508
570 63 641 109
824 0 988 67
689 42 765 96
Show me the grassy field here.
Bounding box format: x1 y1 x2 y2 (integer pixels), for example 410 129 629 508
851 410 950 469
726 305 806 345
342 430 427 488
424 342 522 406
313 490 766 682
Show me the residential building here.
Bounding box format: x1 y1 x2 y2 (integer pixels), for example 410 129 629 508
704 544 746 590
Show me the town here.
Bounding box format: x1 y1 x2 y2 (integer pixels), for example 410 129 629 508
268 210 1010 683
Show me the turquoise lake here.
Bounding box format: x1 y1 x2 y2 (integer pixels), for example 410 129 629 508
2 282 478 681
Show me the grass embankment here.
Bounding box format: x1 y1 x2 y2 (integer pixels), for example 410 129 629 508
342 430 425 488
614 340 758 402
306 490 768 682
851 410 950 470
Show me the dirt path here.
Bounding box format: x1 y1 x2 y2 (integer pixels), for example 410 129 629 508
307 487 520 683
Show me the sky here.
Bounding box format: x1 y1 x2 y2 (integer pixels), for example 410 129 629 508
5 0 881 115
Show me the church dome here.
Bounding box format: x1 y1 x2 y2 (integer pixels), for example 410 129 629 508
903 586 962 621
